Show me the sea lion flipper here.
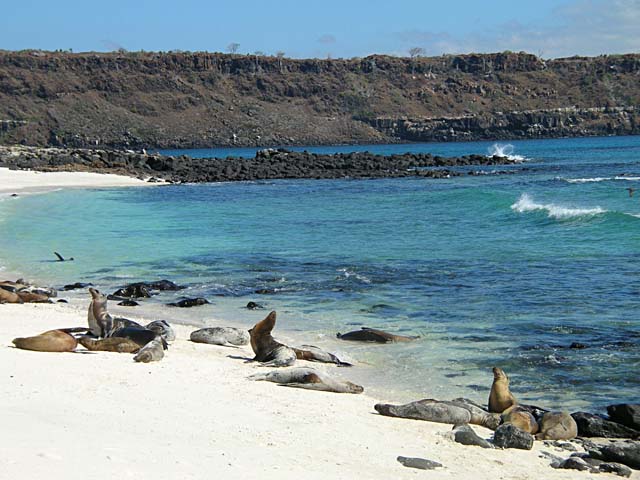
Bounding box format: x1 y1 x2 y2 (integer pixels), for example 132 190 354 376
54 251 65 261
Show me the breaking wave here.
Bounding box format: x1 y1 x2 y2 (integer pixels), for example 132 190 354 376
563 176 640 184
511 194 606 219
487 143 527 162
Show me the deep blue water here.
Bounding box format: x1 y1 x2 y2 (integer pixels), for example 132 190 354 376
1 136 639 410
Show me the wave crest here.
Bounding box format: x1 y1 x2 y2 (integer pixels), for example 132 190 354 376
487 143 527 162
511 194 606 219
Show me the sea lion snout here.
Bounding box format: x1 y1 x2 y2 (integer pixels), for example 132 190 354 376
492 367 507 380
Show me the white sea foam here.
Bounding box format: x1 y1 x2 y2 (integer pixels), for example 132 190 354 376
511 194 606 219
487 143 527 162
562 176 640 183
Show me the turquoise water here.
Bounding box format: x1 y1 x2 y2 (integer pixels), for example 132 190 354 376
1 136 640 411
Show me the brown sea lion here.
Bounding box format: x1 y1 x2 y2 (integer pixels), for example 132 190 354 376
0 287 23 304
79 336 141 353
501 405 539 434
248 311 296 367
87 288 141 337
12 329 77 352
536 411 578 440
248 367 363 394
17 291 51 303
488 367 517 413
293 345 352 366
133 338 166 363
336 327 418 343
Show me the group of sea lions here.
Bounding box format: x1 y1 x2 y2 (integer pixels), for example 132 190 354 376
0 279 56 304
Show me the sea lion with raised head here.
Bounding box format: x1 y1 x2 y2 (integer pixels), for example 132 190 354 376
87 288 142 337
536 411 578 440
488 367 517 413
374 398 501 430
248 311 296 367
293 345 352 367
133 338 166 363
0 287 23 304
248 367 363 393
336 327 418 343
190 327 249 346
79 336 141 353
145 320 176 342
12 329 77 352
501 405 539 434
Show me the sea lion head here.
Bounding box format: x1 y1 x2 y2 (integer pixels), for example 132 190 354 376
249 311 277 354
492 367 509 383
344 381 365 394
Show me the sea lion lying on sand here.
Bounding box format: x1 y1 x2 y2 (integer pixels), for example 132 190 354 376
190 327 249 346
336 327 418 343
293 345 352 366
79 336 141 353
375 398 501 430
501 405 539 434
488 367 517 413
248 367 363 393
17 291 52 303
0 287 23 304
536 411 578 440
133 338 166 363
249 311 296 367
145 320 176 342
12 329 77 352
111 326 158 347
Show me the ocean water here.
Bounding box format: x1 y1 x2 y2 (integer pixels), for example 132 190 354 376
1 136 639 412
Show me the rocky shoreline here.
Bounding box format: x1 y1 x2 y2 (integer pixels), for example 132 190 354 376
0 145 519 183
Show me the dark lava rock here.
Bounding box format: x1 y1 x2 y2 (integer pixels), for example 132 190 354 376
599 462 633 477
452 424 494 449
167 297 210 308
493 424 534 450
572 412 640 439
592 441 640 470
396 456 442 470
254 288 276 295
544 440 578 452
146 279 184 291
118 299 139 307
61 282 93 291
246 301 265 310
56 299 68 303
557 457 592 472
607 404 640 431
113 283 152 298
569 342 588 349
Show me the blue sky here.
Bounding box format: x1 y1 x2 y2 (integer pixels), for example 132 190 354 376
2 0 639 58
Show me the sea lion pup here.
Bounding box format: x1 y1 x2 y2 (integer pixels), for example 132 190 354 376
336 327 418 343
0 287 23 304
535 411 577 440
374 398 501 430
501 405 539 434
79 336 141 353
12 329 78 352
292 345 352 367
248 311 296 367
488 367 517 413
248 367 364 394
145 320 176 342
190 327 249 346
133 338 166 363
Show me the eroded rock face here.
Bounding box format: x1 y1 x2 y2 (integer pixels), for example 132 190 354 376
493 424 534 450
572 412 640 439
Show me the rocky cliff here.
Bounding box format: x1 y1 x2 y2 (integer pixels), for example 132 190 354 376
0 50 639 148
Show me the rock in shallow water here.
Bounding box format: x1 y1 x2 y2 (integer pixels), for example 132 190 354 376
493 424 534 450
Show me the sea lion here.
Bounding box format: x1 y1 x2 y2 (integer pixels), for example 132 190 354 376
145 320 176 342
87 288 141 337
167 297 209 308
293 345 352 366
248 367 363 393
79 336 141 353
111 326 157 347
536 411 578 440
0 287 23 304
248 311 296 367
17 291 51 303
488 367 517 413
501 405 539 434
133 338 166 363
54 251 74 262
190 327 249 346
12 329 77 352
375 398 501 430
336 327 418 343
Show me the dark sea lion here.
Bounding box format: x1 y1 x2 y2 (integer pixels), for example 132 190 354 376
87 288 141 337
248 367 364 393
501 405 539 434
167 297 209 308
133 338 166 363
293 345 352 366
190 327 249 346
536 411 578 440
248 311 296 367
12 329 77 352
336 327 418 343
488 367 517 413
246 301 265 310
111 326 158 347
54 251 74 262
79 336 141 353
118 299 139 307
0 287 23 304
17 291 51 303
145 320 176 342
374 398 501 430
